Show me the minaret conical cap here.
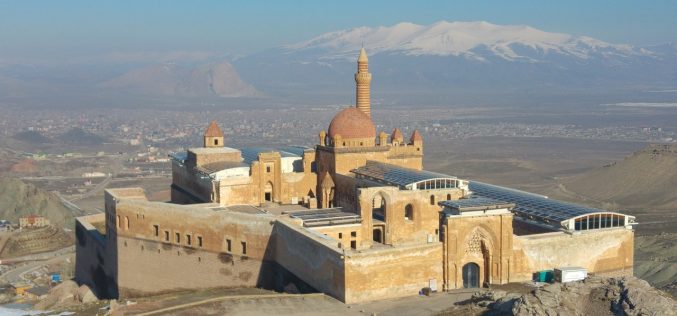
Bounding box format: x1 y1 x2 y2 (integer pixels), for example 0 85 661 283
358 48 368 62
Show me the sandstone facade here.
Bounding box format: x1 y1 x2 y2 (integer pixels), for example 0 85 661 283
76 49 636 304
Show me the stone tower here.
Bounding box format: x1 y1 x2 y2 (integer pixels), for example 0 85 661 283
355 48 372 118
203 120 224 148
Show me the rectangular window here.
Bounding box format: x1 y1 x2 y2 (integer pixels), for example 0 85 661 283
197 236 203 247
351 231 357 237
350 240 357 249
164 231 169 242
175 232 180 243
153 225 159 237
266 166 271 173
241 241 247 255
226 239 232 252
338 233 343 239
187 234 192 246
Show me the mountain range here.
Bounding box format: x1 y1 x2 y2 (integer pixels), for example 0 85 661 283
234 21 677 95
1 21 677 103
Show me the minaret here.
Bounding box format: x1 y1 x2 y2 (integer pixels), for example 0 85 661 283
355 48 372 118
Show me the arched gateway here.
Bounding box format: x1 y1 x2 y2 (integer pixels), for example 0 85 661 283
462 263 480 288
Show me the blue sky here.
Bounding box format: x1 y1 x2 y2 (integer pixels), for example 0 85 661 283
1 0 676 61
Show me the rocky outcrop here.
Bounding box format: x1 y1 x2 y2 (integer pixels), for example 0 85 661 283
34 281 100 310
484 276 677 316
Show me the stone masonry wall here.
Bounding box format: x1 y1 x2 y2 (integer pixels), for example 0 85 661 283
512 228 634 281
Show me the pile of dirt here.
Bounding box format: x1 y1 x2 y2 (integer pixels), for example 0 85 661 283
456 276 677 316
560 144 677 210
0 176 75 228
0 225 73 258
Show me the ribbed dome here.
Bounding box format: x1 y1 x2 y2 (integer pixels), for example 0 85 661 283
328 107 376 139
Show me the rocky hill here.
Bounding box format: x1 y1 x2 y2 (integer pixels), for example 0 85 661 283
101 60 259 98
634 233 677 298
560 144 677 210
57 127 108 146
0 177 75 228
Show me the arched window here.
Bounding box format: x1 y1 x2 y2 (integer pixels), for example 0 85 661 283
372 194 386 221
430 195 436 206
124 216 129 230
116 215 120 229
405 204 414 221
447 194 452 200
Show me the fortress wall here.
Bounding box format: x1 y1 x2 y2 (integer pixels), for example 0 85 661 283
75 213 118 298
116 236 267 297
344 243 443 303
512 228 634 281
272 220 346 301
171 161 212 203
112 199 277 297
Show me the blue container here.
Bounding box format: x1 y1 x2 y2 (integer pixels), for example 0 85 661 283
538 270 554 282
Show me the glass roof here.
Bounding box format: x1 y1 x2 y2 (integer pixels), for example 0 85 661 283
469 181 628 225
169 151 188 163
440 197 515 212
351 161 457 189
288 208 361 227
240 147 304 164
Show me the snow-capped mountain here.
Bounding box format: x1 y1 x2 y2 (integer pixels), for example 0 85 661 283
286 21 648 62
234 21 677 97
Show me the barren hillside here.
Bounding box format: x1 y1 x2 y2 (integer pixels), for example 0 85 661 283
559 144 677 210
0 177 75 228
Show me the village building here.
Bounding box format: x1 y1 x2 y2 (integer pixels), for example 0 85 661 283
19 215 50 229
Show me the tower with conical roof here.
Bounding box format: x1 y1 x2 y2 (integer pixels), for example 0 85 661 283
355 48 372 118
203 120 224 148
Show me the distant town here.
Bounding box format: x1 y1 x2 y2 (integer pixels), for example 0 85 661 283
0 105 674 158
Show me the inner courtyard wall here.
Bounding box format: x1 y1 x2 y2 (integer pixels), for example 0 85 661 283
272 220 347 301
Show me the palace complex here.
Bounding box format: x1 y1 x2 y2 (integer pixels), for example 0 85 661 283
75 48 636 303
